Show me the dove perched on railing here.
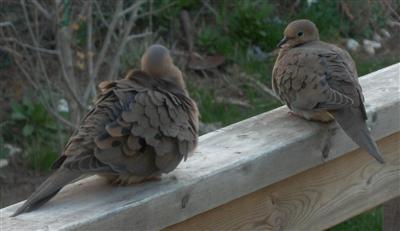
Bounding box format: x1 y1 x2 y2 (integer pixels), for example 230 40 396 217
272 19 384 164
12 44 199 216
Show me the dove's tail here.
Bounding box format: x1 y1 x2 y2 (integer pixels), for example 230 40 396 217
11 168 81 217
331 108 385 164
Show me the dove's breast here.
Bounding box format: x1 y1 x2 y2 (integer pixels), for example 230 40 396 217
273 48 335 122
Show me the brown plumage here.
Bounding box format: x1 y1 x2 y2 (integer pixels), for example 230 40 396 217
272 19 384 164
12 44 199 216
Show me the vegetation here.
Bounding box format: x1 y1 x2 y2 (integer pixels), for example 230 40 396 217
0 0 399 229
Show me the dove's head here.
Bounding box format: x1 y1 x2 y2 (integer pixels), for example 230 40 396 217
277 19 319 49
140 44 186 90
141 44 173 76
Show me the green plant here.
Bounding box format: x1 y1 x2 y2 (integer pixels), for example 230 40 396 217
328 207 382 231
5 98 65 171
225 1 284 51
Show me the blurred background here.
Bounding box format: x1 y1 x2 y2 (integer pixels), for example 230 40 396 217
0 0 398 229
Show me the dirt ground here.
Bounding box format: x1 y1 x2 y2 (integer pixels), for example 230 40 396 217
0 155 47 208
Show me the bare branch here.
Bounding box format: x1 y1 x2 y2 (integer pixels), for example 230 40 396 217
83 3 96 101
0 46 23 58
118 0 146 17
245 76 279 100
14 57 76 129
47 107 77 129
106 0 146 80
31 0 52 20
57 26 86 112
136 1 177 18
202 0 218 18
93 0 118 41
127 31 152 41
84 0 124 102
0 21 14 27
1 37 58 55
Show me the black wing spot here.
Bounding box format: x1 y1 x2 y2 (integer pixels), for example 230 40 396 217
121 127 131 135
112 140 121 147
139 138 147 153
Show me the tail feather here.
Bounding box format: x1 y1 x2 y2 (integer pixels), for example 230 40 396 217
331 108 385 164
11 168 81 217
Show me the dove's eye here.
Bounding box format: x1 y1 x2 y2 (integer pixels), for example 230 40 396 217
297 31 304 37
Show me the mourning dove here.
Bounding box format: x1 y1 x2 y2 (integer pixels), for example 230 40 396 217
12 44 199 216
272 19 384 164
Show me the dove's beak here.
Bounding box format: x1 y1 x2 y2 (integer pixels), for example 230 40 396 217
277 37 288 48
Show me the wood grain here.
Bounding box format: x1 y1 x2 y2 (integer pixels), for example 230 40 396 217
166 132 400 231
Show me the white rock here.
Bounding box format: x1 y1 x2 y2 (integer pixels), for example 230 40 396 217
307 0 318 6
380 28 391 38
0 159 8 168
346 38 360 51
4 144 22 156
57 98 69 113
247 46 269 61
363 39 382 55
373 33 382 42
363 39 382 48
387 20 400 28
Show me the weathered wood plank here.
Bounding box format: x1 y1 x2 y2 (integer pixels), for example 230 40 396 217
166 132 400 231
383 197 400 231
0 63 399 231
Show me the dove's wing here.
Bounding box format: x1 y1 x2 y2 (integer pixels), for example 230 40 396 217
272 46 354 112
56 71 199 176
315 43 384 163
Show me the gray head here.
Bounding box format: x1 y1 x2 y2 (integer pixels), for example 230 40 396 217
277 19 320 48
141 44 173 77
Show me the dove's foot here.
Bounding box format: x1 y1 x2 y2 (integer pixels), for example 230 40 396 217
287 111 303 119
291 110 334 123
321 123 337 161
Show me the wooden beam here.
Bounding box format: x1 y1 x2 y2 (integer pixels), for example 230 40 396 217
0 63 399 231
166 132 400 231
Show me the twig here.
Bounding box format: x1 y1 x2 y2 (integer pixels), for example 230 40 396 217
0 22 14 27
0 46 23 58
201 0 218 18
83 0 123 102
1 37 58 55
106 0 146 80
340 0 354 21
149 0 153 33
48 107 77 129
127 31 152 41
244 75 279 100
14 58 76 129
215 96 253 109
118 0 146 17
83 3 96 101
57 23 86 111
31 0 52 20
22 0 73 127
136 1 177 18
381 0 400 21
93 0 118 41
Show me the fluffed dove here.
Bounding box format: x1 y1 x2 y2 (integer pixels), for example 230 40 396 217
12 44 199 216
272 19 384 164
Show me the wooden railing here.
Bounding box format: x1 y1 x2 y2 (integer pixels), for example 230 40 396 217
1 63 399 231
